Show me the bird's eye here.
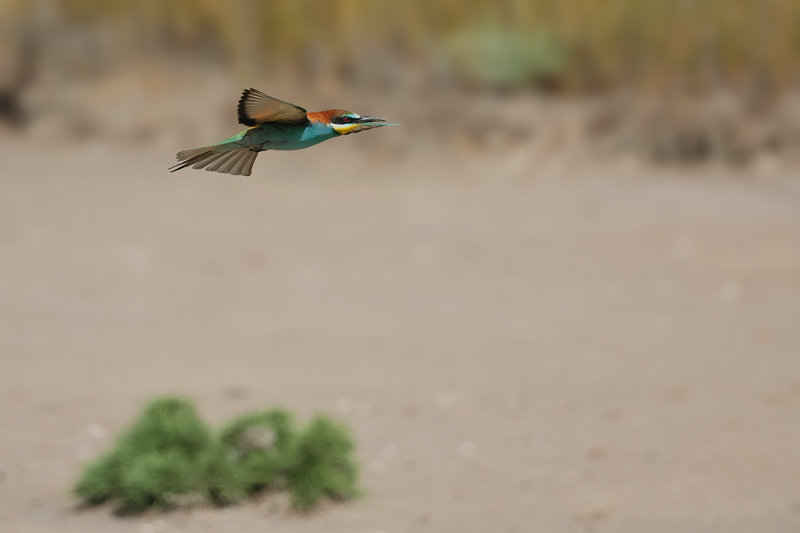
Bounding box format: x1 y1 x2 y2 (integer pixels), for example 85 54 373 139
337 115 360 124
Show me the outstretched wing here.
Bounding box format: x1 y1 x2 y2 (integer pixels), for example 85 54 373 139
237 89 308 126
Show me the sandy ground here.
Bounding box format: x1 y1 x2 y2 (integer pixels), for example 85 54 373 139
1 135 800 533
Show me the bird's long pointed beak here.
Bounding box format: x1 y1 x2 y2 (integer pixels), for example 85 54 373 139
358 116 399 127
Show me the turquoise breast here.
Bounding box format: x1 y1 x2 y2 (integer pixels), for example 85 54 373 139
242 121 337 151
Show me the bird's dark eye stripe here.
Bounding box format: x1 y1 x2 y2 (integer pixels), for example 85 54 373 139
335 116 356 124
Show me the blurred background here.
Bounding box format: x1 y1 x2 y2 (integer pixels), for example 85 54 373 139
3 0 800 163
1 1 800 532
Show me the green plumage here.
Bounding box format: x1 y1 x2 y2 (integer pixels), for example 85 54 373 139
170 88 394 176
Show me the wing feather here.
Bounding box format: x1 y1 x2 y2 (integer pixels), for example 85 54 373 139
237 88 308 126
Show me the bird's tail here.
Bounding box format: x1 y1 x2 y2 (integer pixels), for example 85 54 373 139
169 143 259 176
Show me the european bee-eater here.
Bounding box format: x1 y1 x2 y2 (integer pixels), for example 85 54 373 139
169 89 396 176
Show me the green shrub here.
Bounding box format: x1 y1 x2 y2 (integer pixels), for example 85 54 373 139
116 449 198 514
288 416 361 511
74 452 119 505
114 397 212 459
206 409 297 505
444 26 569 89
75 397 210 514
73 397 360 514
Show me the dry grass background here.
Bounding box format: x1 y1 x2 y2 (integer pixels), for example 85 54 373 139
7 0 797 91
2 0 800 164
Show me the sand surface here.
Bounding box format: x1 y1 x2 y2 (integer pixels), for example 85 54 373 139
2 137 800 532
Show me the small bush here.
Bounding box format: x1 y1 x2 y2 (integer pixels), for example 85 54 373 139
75 397 210 514
73 397 360 514
288 416 361 511
443 26 569 89
116 449 198 513
74 452 119 505
206 409 297 505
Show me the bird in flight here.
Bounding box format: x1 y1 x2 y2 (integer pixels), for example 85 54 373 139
169 89 397 176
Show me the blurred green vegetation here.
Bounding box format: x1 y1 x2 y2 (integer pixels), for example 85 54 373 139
8 0 798 93
74 397 360 515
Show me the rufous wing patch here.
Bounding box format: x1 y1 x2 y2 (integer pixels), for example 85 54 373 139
237 89 308 126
